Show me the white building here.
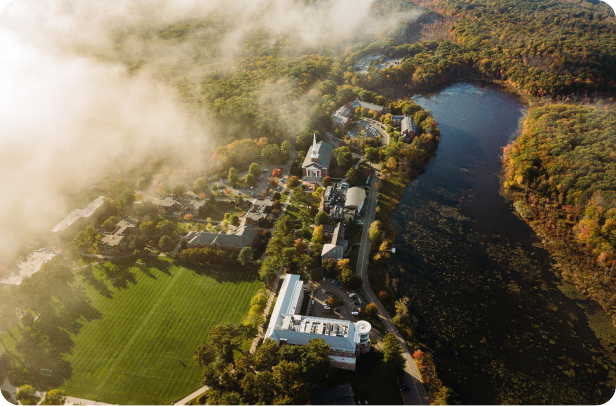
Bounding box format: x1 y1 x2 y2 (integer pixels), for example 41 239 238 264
51 196 106 236
264 274 371 370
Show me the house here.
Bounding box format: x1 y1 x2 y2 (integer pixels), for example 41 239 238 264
401 115 417 141
302 135 334 179
153 196 182 214
321 222 347 262
345 187 366 215
332 106 352 129
311 384 356 405
97 217 140 256
185 225 259 252
244 198 274 224
349 99 389 116
184 199 207 216
51 196 106 237
264 274 371 371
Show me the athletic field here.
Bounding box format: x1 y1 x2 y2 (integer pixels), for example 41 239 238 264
58 257 262 405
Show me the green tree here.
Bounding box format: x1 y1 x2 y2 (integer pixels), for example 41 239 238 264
248 163 261 179
159 235 173 252
74 224 100 249
228 167 239 186
245 173 256 186
287 176 300 188
262 144 282 164
365 302 378 317
193 177 209 194
281 140 291 158
272 360 308 404
302 338 331 385
382 333 405 377
238 247 253 265
16 385 37 405
314 210 329 225
236 196 245 207
365 147 379 163
139 221 156 235
229 214 240 226
345 167 359 183
259 256 279 283
333 146 352 168
41 390 66 405
156 220 175 236
254 338 280 371
102 216 118 231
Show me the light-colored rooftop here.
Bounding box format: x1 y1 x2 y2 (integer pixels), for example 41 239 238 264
0 249 58 285
51 196 105 233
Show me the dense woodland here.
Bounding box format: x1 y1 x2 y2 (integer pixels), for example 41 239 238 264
503 104 616 325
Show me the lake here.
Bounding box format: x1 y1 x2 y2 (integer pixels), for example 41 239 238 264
390 82 616 404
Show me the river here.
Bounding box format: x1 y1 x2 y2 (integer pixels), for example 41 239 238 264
390 83 616 404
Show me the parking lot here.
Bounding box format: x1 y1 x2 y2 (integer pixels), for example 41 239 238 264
306 277 364 321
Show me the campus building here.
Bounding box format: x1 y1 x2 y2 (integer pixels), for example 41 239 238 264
302 135 334 180
349 100 389 116
264 274 371 371
51 196 106 237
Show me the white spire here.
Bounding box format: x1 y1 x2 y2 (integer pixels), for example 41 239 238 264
311 133 319 159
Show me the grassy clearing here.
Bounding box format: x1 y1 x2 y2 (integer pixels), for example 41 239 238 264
55 257 261 405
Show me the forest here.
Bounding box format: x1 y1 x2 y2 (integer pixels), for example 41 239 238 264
503 104 616 325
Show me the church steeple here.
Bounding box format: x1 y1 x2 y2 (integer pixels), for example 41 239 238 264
311 133 319 161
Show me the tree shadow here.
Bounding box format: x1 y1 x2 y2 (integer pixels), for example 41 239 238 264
101 263 137 290
76 266 113 298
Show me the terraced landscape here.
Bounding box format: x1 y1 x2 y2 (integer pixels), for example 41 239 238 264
59 257 262 405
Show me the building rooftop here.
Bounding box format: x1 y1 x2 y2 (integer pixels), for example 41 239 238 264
0 249 59 285
302 141 334 170
349 99 386 113
186 225 258 249
345 187 366 209
312 383 355 405
51 196 105 233
401 115 416 135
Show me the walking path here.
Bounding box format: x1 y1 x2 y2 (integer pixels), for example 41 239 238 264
355 173 428 405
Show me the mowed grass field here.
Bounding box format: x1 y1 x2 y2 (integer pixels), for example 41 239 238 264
59 256 262 405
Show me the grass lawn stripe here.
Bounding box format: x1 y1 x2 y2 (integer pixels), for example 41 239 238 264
57 258 261 404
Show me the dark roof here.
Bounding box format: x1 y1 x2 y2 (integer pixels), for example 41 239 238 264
187 226 258 249
153 196 181 208
332 222 345 245
185 199 207 210
350 99 386 113
302 141 334 170
312 384 355 405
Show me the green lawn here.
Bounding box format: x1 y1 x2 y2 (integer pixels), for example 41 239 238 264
56 257 262 405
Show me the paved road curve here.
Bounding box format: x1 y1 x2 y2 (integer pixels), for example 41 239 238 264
356 173 428 405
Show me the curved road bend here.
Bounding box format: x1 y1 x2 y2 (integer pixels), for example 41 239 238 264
356 174 428 405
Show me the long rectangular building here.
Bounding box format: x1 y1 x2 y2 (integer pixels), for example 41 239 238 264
264 274 371 370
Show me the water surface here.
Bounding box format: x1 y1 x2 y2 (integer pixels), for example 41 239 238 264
391 83 616 404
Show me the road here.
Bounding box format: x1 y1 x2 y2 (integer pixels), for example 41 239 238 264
355 174 428 405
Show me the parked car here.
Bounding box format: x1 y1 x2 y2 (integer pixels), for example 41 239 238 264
334 307 340 312
311 299 315 305
349 293 357 298
351 311 359 316
399 384 410 391
323 277 326 281
323 305 330 310
353 301 360 305
262 169 268 173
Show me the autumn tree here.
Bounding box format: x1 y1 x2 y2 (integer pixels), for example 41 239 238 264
183 213 193 221
41 390 66 405
287 176 300 188
322 176 331 187
364 302 378 317
294 239 307 257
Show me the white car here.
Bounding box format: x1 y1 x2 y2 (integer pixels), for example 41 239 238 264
349 293 357 298
323 305 330 310
351 311 359 316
